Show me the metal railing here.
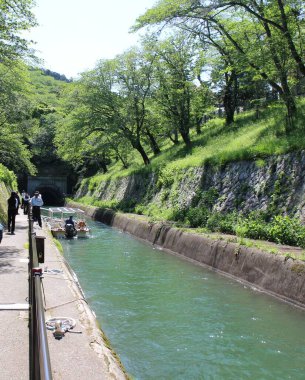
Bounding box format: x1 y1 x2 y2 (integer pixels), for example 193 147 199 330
28 209 52 380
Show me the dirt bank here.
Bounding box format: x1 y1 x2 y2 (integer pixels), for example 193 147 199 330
69 202 305 309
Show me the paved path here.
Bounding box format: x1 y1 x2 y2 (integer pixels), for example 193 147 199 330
0 213 29 380
0 214 127 380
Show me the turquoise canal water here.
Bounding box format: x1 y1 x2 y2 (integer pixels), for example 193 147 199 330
60 220 305 379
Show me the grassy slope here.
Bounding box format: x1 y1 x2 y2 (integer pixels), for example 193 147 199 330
83 98 305 191
0 165 17 224
75 99 305 252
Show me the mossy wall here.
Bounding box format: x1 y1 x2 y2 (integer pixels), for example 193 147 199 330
0 181 10 224
76 151 305 221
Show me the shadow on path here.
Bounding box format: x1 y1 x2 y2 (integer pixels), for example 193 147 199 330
0 246 25 274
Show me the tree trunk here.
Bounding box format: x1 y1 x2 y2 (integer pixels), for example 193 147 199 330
116 153 129 169
168 129 179 145
196 116 203 134
145 127 161 155
261 18 297 130
281 90 297 133
223 70 238 125
100 161 108 173
179 127 192 148
133 140 150 165
277 0 305 77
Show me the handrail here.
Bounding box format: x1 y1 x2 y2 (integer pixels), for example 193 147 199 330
29 208 53 380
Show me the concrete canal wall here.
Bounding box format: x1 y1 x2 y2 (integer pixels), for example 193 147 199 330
69 202 305 309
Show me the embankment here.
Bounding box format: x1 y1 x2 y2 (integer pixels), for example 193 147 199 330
69 201 305 309
76 150 305 220
0 181 11 224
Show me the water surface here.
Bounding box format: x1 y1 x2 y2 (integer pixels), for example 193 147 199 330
61 220 305 379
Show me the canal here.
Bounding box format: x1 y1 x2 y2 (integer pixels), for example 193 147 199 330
60 219 305 379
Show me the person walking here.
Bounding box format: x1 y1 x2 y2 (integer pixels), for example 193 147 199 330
23 192 30 215
7 191 18 234
15 191 21 215
30 191 44 228
21 190 25 207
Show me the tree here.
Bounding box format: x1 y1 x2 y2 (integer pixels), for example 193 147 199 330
0 0 37 65
60 49 156 167
134 0 305 130
54 69 133 173
0 62 37 174
148 34 208 146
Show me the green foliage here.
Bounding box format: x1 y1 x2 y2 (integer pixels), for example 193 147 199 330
134 0 305 126
77 196 119 210
0 164 17 189
235 215 269 240
156 166 176 189
185 207 209 228
53 238 63 254
0 0 37 66
196 188 219 209
0 167 15 224
268 216 305 248
206 212 237 234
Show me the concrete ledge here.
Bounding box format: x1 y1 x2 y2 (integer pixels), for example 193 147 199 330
68 202 305 309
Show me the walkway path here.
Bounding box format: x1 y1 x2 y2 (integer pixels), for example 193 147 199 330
0 214 127 380
0 213 29 380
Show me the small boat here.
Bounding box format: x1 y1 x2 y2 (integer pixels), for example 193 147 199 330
42 207 90 239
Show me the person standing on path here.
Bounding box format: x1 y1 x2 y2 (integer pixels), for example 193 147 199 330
30 191 44 228
23 192 30 215
7 191 18 234
15 191 21 215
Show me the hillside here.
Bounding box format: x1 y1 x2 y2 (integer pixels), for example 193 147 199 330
74 99 305 251
0 165 17 224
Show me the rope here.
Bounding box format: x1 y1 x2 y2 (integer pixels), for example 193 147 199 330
45 297 88 311
45 317 76 332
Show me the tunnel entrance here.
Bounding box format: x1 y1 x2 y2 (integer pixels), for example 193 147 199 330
37 186 64 206
27 175 67 206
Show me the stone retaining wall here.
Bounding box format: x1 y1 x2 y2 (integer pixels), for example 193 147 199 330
76 151 305 221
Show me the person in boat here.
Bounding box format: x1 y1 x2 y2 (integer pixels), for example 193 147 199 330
77 220 86 229
65 215 75 228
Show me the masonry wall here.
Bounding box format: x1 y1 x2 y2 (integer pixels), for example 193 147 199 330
76 151 305 221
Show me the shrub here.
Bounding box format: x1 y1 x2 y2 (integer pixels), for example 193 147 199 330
207 212 238 234
235 216 269 240
170 207 188 223
186 207 209 228
268 215 305 247
0 164 17 189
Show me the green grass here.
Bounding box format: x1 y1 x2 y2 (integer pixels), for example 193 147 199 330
0 164 17 225
75 99 305 250
83 99 305 189
53 238 63 253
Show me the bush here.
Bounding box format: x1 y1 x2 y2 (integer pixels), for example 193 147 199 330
207 212 238 234
235 216 269 240
186 207 209 228
268 215 305 247
0 164 17 189
170 207 188 222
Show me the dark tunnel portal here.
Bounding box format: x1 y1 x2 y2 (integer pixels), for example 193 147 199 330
37 186 64 206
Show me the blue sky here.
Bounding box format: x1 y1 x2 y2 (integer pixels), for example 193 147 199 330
28 0 157 78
